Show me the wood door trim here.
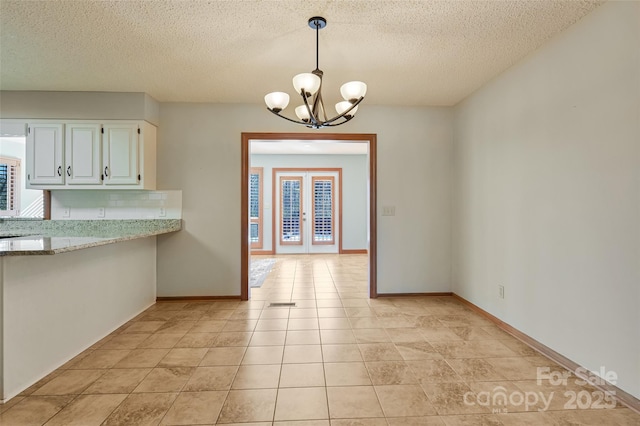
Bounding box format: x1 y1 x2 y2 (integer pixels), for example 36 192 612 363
250 249 275 255
377 292 454 297
341 249 368 254
43 190 51 220
156 296 242 301
241 132 378 301
241 136 250 300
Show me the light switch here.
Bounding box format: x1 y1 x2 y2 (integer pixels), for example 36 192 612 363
382 206 396 216
62 208 70 218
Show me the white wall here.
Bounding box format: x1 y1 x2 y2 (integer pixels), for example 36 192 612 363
0 91 160 126
1 237 156 400
453 1 640 399
156 104 453 297
250 154 368 251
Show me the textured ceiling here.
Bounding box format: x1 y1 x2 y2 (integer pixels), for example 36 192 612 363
0 0 603 106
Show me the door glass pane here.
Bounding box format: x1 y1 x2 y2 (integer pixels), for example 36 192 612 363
250 173 259 218
281 178 301 243
250 222 259 243
313 178 334 243
249 168 263 248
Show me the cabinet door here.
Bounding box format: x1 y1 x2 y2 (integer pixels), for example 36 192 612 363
26 123 64 185
65 123 102 184
103 123 139 185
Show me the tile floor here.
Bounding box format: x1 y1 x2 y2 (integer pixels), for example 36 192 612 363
1 254 638 425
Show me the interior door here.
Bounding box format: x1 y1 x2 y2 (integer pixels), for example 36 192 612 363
275 171 339 254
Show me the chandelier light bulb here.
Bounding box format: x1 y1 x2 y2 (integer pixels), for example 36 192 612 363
293 73 321 97
340 81 367 103
264 92 290 112
335 101 358 118
295 105 311 122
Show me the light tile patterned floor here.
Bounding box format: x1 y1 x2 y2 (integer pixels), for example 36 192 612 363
1 254 638 425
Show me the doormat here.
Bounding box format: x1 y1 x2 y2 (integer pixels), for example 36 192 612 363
250 258 277 288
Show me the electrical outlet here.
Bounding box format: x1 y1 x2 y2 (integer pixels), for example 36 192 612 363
382 206 396 216
159 207 166 217
498 285 505 299
97 207 105 218
62 208 70 218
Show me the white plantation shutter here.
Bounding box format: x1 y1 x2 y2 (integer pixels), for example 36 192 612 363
312 177 334 244
0 157 20 216
250 173 260 219
280 177 303 244
249 168 263 247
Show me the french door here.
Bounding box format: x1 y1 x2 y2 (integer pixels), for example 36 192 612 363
275 171 339 254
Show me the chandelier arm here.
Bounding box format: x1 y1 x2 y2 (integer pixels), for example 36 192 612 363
266 108 315 126
309 69 324 123
301 90 321 127
312 92 325 123
318 91 329 122
320 96 365 125
317 118 353 127
321 115 352 127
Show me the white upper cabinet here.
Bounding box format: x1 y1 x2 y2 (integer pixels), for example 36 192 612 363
65 123 102 185
103 122 156 189
103 123 139 185
26 123 65 185
24 120 156 190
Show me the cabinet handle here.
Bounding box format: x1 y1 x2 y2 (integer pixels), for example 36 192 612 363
67 166 71 177
104 166 109 177
57 166 62 176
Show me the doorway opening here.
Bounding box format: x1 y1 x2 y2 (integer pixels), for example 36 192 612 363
241 132 377 300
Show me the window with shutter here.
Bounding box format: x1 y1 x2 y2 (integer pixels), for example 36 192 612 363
0 157 20 216
312 177 335 244
280 176 303 245
249 167 263 248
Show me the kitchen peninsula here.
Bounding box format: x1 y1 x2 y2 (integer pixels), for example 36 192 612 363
0 219 181 401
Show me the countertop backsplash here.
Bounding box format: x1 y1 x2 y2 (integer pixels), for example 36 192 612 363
50 190 182 220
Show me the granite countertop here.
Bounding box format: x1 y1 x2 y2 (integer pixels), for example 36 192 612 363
0 219 181 256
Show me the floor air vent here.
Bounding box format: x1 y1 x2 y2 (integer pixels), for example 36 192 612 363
269 302 296 307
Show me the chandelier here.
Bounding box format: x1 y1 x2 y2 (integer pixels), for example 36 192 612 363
264 17 367 129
